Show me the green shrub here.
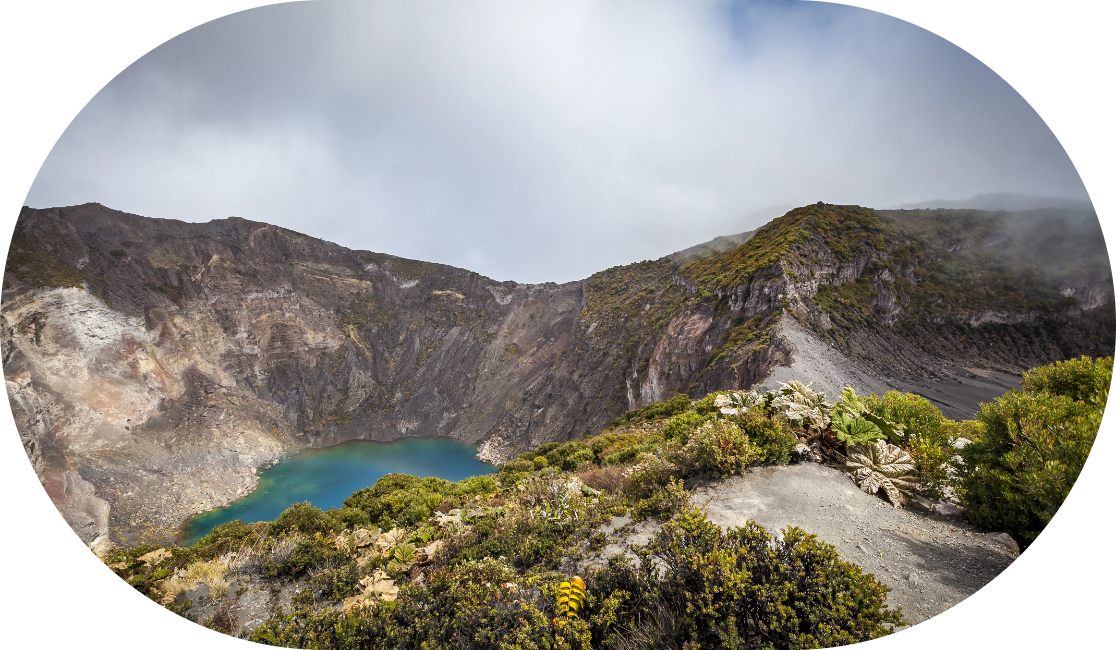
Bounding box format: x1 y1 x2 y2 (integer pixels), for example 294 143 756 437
328 506 371 529
661 411 710 442
957 383 1103 546
621 453 677 501
457 475 499 494
944 418 985 443
251 559 593 649
534 441 598 471
692 392 720 415
502 459 534 474
738 410 796 465
865 391 953 498
310 561 362 601
1022 355 1112 406
263 536 348 580
586 508 903 648
674 419 760 478
607 394 692 429
269 502 339 538
190 520 265 560
344 474 497 529
590 432 655 464
449 507 587 570
565 447 596 469
535 442 562 456
599 438 661 466
865 391 947 445
629 477 689 522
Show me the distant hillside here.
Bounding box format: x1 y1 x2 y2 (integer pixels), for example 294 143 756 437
891 192 1093 212
5 201 1113 546
668 230 756 263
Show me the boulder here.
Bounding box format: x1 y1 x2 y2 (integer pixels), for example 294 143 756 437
986 532 1020 556
89 534 114 558
934 502 964 518
792 443 816 463
907 495 934 514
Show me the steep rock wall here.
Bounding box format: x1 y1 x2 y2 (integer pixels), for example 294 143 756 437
5 202 1112 545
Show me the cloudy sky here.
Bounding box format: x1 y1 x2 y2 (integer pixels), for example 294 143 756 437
24 0 1087 283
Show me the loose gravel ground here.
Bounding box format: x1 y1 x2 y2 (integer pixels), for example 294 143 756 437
759 315 1020 421
582 462 1018 627
691 464 1018 624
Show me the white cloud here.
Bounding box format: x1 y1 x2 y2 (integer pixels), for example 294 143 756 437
26 0 1087 283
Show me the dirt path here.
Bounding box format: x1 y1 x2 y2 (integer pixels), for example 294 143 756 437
582 463 1019 626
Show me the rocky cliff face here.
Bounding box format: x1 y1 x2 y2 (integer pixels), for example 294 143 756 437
5 202 1112 546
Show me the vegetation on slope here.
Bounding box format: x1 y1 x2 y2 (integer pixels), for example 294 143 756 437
4 225 84 289
955 355 1111 545
670 203 1112 370
101 356 1109 646
679 204 887 291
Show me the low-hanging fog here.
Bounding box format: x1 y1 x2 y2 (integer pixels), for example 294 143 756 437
24 0 1089 283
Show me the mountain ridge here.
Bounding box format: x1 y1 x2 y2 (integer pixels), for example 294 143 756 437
4 201 1112 546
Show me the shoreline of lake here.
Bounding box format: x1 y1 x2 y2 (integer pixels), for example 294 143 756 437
179 437 495 545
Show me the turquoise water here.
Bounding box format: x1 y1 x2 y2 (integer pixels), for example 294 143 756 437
180 438 494 545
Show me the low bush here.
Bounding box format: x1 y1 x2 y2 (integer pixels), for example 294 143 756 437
586 508 903 648
956 359 1107 546
661 410 710 442
628 477 689 522
864 391 953 498
738 410 796 465
590 432 662 467
250 559 593 649
269 502 340 538
621 453 677 501
674 419 760 478
344 474 497 528
263 535 348 580
576 466 626 494
311 561 362 601
1021 355 1112 406
599 441 659 466
328 506 371 529
607 394 692 429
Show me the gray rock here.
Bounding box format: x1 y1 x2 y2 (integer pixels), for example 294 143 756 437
793 443 816 463
986 532 1020 556
952 437 973 450
856 543 870 555
935 502 964 518
89 534 114 558
907 571 922 588
907 495 934 514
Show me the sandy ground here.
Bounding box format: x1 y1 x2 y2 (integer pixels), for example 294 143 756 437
759 315 1020 420
582 463 1018 628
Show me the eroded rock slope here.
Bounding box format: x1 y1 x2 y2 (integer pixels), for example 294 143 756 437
4 202 1112 545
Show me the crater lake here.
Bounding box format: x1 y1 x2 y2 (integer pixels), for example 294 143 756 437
180 438 495 544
